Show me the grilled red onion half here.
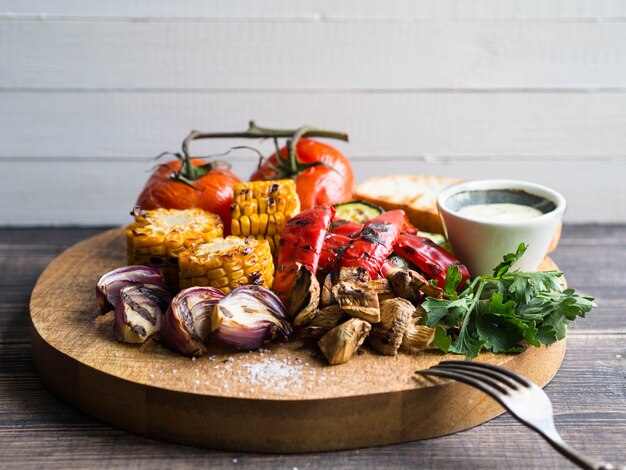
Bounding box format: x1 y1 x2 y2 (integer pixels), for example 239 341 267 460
96 265 166 314
211 285 291 350
161 287 225 357
114 285 172 343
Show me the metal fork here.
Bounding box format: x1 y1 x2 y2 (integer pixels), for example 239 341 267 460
416 361 624 470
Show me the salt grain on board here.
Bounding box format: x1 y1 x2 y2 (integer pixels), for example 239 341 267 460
240 357 309 392
154 350 327 395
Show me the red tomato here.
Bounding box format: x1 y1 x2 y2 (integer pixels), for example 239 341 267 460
250 138 354 210
136 158 241 234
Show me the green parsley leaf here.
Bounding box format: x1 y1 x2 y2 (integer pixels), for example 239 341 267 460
476 293 527 353
443 265 462 298
449 312 485 359
431 324 452 353
419 243 596 359
492 243 527 278
535 310 570 344
503 270 564 304
423 297 470 328
522 320 540 347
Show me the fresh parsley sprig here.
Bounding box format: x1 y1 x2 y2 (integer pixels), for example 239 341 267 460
422 243 596 359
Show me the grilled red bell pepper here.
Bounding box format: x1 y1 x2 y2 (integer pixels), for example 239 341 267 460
394 233 470 288
401 220 418 235
329 219 363 238
331 217 417 237
273 205 335 307
318 233 352 274
339 210 408 277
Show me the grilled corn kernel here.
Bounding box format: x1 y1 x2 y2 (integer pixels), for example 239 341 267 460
126 208 223 290
230 180 300 254
178 236 274 294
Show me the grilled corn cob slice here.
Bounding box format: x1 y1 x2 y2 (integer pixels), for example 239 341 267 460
126 208 224 289
230 180 300 253
178 236 274 294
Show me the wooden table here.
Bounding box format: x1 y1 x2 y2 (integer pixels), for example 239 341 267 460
1 226 625 469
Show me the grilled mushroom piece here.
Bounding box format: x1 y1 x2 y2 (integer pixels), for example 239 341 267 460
320 274 335 308
367 278 395 302
290 265 321 327
387 267 443 303
334 266 371 284
368 297 414 355
401 319 436 353
297 305 347 339
318 318 371 365
412 303 427 320
332 281 380 323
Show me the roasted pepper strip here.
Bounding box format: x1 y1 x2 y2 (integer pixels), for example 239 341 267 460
331 217 417 238
339 210 408 277
403 221 419 235
394 234 470 288
273 205 335 307
329 219 364 238
318 233 352 274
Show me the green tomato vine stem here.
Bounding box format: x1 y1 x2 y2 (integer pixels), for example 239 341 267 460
179 121 349 180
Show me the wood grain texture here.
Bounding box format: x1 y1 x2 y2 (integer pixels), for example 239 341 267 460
3 159 626 226
2 91 626 224
2 337 624 469
29 228 566 452
1 225 624 467
3 93 626 159
1 2 625 225
2 20 626 90
4 0 626 20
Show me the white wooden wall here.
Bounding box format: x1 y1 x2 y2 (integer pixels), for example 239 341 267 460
2 1 626 225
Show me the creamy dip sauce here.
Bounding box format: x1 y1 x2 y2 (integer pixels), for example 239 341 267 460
457 203 543 222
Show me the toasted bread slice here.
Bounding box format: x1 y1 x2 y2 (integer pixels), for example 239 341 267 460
355 174 561 253
355 175 462 234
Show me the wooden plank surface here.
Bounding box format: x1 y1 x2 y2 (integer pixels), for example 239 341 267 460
3 20 626 90
3 159 626 226
0 225 625 467
4 0 626 20
2 90 626 225
26 228 567 452
2 2 625 227
3 93 626 159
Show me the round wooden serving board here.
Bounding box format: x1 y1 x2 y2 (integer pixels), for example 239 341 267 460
30 228 566 453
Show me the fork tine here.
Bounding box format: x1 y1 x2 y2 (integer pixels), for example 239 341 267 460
439 360 532 387
426 365 514 395
421 368 620 469
437 362 522 390
416 368 508 400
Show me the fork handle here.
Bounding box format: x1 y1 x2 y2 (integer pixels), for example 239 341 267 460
541 432 625 470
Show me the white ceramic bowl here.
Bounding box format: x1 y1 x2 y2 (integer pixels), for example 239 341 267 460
437 180 566 277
